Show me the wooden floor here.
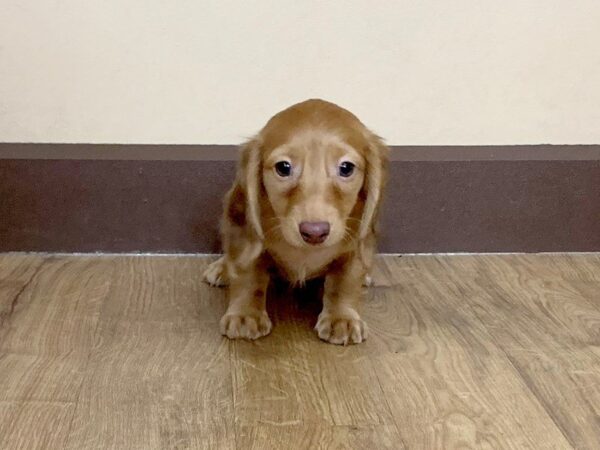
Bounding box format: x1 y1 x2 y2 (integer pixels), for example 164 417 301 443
0 253 599 449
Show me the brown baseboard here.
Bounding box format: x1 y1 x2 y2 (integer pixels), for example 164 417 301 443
1 143 599 253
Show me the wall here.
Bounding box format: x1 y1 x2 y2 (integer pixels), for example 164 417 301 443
1 1 599 145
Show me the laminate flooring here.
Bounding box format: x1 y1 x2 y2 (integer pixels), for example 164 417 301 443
0 253 598 449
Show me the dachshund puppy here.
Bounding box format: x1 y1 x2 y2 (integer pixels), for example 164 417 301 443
203 99 388 345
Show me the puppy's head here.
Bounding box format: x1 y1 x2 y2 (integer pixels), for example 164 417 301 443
239 99 388 248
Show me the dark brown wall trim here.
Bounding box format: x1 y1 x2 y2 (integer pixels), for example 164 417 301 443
1 143 599 253
2 143 600 161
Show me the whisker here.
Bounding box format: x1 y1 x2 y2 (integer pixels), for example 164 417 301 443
342 226 357 245
345 218 363 232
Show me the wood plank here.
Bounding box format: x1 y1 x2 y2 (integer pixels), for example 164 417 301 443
0 256 114 402
421 254 600 449
0 401 75 450
237 424 403 449
0 253 45 334
0 255 114 449
229 280 400 432
65 256 235 450
98 255 228 324
362 256 572 449
475 254 600 345
0 256 113 356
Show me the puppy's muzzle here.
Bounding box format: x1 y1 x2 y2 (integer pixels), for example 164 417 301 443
299 221 330 245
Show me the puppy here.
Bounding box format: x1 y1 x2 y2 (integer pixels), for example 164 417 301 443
203 99 388 345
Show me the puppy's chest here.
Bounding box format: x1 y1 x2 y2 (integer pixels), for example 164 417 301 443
266 244 341 283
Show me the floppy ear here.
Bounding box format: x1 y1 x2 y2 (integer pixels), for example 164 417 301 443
237 137 264 240
359 132 389 239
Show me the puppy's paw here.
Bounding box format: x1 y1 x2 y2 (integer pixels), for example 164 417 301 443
220 310 272 340
315 311 367 345
363 274 373 287
203 257 229 287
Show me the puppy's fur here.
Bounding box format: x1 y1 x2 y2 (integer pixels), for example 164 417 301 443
203 99 388 345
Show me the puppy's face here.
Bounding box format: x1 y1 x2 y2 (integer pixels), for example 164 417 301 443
240 99 387 251
262 130 365 248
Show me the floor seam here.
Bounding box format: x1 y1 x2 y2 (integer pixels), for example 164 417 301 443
363 260 410 449
62 259 118 449
229 340 239 450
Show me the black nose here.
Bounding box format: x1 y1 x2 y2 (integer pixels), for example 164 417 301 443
299 221 330 244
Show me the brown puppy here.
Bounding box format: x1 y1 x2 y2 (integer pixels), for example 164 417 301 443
203 99 388 345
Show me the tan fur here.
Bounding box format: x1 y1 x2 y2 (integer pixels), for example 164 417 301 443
203 99 389 345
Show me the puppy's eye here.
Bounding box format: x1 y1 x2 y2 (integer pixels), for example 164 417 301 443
275 161 292 177
338 161 355 178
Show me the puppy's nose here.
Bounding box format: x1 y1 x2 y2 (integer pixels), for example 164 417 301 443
299 221 330 244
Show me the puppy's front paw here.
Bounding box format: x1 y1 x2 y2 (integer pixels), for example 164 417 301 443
203 257 229 287
220 310 272 340
315 311 367 345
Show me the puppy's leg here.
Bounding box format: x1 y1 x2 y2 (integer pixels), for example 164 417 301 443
220 261 271 340
315 255 367 345
203 256 229 287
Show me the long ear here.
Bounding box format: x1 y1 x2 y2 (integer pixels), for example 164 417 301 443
359 132 389 239
237 137 264 239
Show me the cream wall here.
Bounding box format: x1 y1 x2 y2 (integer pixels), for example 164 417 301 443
1 1 599 145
